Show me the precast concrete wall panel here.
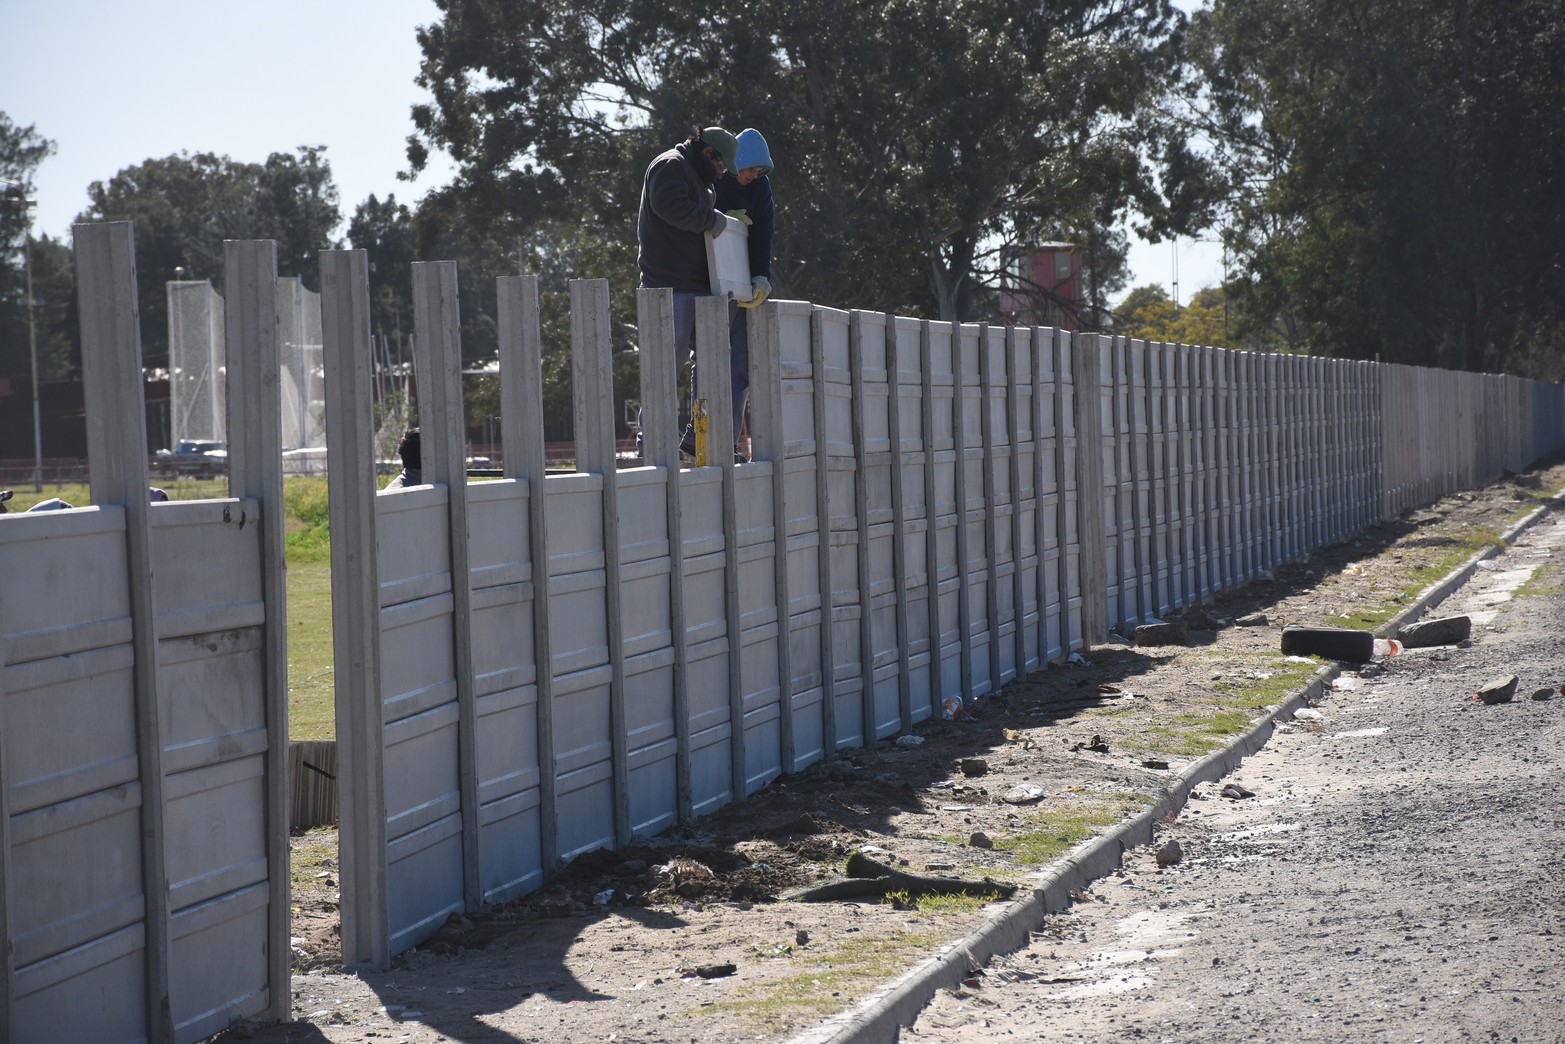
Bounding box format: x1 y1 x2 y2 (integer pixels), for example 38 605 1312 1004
924 322 963 704
892 316 937 722
956 324 993 696
2 229 289 1042
977 324 1015 689
302 255 1565 972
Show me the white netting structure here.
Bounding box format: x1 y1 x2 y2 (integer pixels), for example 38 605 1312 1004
167 280 227 444
277 277 326 452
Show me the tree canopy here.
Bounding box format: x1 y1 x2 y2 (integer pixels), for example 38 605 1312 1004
79 147 342 369
1189 0 1565 374
406 0 1218 322
1113 284 1235 347
0 114 73 389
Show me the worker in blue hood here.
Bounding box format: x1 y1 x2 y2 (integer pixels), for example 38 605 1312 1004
713 127 776 460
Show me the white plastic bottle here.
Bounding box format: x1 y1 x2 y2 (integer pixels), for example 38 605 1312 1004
1372 638 1403 656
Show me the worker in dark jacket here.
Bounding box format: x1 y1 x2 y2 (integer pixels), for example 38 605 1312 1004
713 127 776 459
637 126 743 460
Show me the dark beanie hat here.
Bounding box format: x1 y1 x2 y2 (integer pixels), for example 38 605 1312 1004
700 127 739 170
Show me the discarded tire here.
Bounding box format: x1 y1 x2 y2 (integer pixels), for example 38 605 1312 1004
1280 625 1375 663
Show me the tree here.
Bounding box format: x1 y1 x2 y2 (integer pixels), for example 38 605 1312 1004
1113 284 1235 347
1189 0 1565 375
348 193 418 354
79 148 343 370
406 0 1220 323
0 114 62 388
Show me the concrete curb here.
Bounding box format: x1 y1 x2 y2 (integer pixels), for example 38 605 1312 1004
786 485 1565 1044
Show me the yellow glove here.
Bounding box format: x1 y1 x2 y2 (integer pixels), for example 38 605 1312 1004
740 275 771 310
725 209 752 225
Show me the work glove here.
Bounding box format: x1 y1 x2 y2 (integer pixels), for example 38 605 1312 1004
740 275 772 310
725 209 752 226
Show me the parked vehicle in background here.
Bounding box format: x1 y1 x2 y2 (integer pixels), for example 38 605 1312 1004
153 439 228 479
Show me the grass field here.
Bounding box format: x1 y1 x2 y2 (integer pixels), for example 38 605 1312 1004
5 476 340 741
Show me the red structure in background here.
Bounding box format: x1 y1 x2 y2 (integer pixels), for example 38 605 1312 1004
999 243 1083 330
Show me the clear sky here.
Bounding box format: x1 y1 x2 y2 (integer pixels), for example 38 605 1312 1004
3 0 1220 306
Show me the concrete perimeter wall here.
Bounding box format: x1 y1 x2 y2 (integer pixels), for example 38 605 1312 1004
318 253 1565 965
0 228 291 1042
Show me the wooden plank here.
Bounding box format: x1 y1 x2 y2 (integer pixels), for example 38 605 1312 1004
73 221 173 1042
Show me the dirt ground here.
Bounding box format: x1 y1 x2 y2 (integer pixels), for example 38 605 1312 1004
216 461 1565 1044
904 495 1565 1042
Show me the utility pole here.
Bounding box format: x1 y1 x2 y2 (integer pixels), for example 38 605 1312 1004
3 180 43 491
24 224 41 490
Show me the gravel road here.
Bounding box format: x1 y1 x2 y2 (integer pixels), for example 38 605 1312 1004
904 507 1565 1043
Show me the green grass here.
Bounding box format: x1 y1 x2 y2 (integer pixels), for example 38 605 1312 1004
289 827 339 896
1326 526 1503 631
7 476 340 740
698 929 946 1030
991 801 1128 865
1516 561 1565 598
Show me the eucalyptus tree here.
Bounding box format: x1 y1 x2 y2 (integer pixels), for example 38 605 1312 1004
407 0 1216 322
79 147 343 369
1189 0 1565 374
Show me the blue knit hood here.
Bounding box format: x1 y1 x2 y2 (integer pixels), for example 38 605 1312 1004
734 128 774 172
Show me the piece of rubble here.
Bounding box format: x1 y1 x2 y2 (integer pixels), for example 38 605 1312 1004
1236 612 1270 627
1135 618 1190 647
1396 614 1472 648
959 758 989 777
1220 783 1255 800
969 831 994 849
1002 783 1047 805
1530 687 1556 701
1476 675 1518 705
1155 839 1184 867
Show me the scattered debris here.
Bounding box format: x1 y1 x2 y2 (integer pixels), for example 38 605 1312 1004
1396 614 1472 649
689 964 736 980
968 832 994 850
1069 735 1111 753
1280 624 1376 664
959 758 989 777
1096 683 1122 694
1184 607 1226 631
1530 687 1556 701
1141 758 1169 770
939 696 964 720
783 851 1016 902
796 929 810 946
1331 676 1360 691
1293 708 1325 722
1135 618 1190 647
895 734 925 748
1236 612 1270 627
1475 675 1518 705
1002 783 1047 805
1155 839 1184 867
1220 783 1256 800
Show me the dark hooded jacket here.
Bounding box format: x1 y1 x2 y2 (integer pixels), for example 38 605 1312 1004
637 141 725 292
